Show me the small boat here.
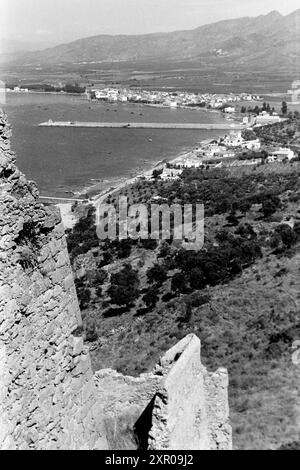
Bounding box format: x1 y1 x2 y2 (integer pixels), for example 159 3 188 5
148 138 153 142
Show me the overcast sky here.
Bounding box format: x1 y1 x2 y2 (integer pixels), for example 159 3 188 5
1 0 300 45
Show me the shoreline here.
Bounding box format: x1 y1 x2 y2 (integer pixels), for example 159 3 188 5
60 126 231 205
53 123 236 228
84 136 227 207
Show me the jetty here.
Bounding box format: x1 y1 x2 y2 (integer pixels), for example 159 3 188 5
39 121 245 130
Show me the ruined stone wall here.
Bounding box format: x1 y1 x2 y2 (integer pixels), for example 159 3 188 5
0 112 107 449
95 335 232 450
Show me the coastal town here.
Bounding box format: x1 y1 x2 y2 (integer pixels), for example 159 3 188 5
89 86 262 111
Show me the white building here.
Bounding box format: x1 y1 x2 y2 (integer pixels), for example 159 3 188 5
224 106 236 113
173 155 203 169
255 112 281 126
241 139 261 150
267 148 295 163
222 131 244 147
160 168 183 180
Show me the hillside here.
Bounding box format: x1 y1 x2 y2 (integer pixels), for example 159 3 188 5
65 115 300 449
67 150 300 450
3 9 300 73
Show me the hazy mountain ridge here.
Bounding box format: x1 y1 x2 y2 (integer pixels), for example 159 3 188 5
2 9 300 71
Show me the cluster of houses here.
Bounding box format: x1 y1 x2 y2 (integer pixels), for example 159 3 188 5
241 111 283 127
90 87 262 110
6 86 30 93
156 130 296 180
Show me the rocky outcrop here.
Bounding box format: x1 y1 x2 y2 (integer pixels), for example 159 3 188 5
0 110 232 450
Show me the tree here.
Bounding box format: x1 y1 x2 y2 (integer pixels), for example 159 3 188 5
94 269 108 284
147 263 168 286
171 272 188 294
281 101 288 115
152 168 163 179
226 211 239 227
242 129 256 141
158 241 172 258
142 286 160 309
262 195 280 218
84 317 98 342
108 263 140 307
115 239 133 259
95 286 103 298
260 149 269 163
78 288 91 310
270 224 297 250
235 223 257 240
239 199 252 214
189 268 205 290
139 238 158 250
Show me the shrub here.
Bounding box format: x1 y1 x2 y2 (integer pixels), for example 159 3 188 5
270 224 297 251
189 267 205 290
147 264 168 286
108 264 140 307
262 196 281 218
142 286 160 309
77 287 91 310
171 272 189 294
84 318 98 342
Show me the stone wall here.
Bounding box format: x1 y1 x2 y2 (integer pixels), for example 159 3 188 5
95 335 232 450
0 110 231 450
0 111 107 450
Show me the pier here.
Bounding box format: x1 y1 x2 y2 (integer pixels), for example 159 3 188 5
39 121 245 130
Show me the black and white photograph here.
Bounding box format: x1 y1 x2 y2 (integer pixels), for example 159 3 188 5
0 0 299 453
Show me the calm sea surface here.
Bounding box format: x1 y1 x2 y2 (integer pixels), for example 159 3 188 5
3 93 226 197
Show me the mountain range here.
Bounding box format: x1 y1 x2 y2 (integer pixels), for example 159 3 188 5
2 9 300 72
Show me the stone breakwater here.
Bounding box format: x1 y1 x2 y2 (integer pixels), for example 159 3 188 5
0 110 232 450
39 121 244 130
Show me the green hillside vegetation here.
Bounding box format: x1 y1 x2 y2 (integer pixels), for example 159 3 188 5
253 112 300 151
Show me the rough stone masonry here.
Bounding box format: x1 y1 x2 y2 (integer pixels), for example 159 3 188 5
0 110 232 450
